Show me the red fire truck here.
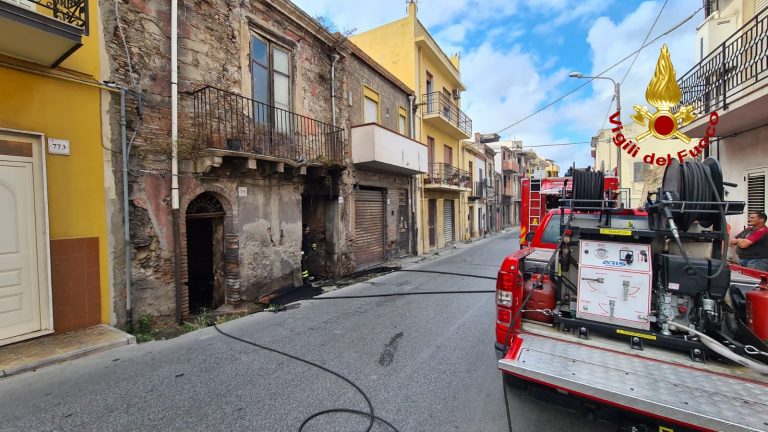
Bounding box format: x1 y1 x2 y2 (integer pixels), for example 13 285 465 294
497 161 768 431
519 174 619 247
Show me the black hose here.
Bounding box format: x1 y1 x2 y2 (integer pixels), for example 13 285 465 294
667 160 729 280
214 325 398 432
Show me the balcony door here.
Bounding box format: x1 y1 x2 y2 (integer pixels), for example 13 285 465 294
251 35 292 154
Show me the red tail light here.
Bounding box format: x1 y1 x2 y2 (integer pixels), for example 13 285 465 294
497 308 511 324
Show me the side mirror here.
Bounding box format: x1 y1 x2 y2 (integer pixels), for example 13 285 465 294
525 232 535 243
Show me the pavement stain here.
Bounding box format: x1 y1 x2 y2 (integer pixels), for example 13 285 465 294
377 332 404 367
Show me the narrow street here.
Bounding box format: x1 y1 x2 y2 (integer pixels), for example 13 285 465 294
0 231 613 432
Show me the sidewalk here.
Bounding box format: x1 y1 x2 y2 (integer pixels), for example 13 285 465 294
0 325 135 378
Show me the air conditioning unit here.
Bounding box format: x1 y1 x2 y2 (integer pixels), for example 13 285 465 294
452 89 460 99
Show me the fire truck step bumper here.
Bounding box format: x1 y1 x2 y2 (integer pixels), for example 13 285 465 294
498 333 768 432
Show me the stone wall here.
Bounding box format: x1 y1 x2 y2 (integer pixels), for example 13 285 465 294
101 0 342 322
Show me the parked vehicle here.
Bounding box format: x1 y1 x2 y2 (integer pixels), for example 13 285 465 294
496 161 768 431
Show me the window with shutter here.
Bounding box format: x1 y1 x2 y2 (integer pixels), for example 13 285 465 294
747 169 767 215
633 162 644 182
363 86 380 124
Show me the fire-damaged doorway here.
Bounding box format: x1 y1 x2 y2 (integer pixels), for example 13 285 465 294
185 193 226 313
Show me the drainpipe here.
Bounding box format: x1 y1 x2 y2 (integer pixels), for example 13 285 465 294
331 53 339 127
120 87 133 328
408 94 418 255
171 0 182 322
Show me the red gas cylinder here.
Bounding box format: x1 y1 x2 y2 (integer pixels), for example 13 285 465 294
522 277 556 324
747 278 768 342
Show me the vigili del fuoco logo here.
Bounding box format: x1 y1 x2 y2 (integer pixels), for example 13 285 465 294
608 44 719 166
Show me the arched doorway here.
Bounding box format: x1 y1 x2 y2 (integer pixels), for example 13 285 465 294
185 192 226 313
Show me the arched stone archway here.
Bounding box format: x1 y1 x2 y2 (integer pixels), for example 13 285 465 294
181 187 240 318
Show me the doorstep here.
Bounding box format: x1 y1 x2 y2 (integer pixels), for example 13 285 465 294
0 324 136 378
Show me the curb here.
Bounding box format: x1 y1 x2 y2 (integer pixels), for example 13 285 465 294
1 332 136 378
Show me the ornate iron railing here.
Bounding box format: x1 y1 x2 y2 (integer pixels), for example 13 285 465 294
424 163 471 189
26 0 88 29
188 86 344 165
470 180 486 198
421 92 472 136
677 5 768 115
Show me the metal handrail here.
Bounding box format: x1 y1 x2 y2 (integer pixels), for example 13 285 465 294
25 0 88 29
425 162 471 188
421 92 472 135
186 85 344 165
677 5 768 114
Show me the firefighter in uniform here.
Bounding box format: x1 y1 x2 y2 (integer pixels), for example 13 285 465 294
301 224 317 285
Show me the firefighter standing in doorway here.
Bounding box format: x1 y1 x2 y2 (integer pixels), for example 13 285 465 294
301 224 317 285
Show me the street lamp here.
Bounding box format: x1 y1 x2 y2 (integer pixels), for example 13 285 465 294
569 72 622 182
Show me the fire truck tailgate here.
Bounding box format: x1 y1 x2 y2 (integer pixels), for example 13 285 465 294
499 333 768 431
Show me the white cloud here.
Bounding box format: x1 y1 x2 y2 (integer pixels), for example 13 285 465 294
291 0 703 169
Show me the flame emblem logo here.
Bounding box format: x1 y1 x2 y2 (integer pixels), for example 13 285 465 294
631 44 696 143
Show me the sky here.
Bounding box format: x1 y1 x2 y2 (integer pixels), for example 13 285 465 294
293 0 704 170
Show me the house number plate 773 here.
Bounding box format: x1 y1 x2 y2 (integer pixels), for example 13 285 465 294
48 138 71 156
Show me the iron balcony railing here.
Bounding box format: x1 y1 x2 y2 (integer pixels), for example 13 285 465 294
24 0 88 29
677 5 768 115
425 163 471 189
470 180 486 198
422 92 472 136
188 86 343 165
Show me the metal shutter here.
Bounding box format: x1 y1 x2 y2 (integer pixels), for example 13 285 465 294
757 0 768 14
364 97 378 123
355 189 385 268
747 170 766 215
444 200 454 243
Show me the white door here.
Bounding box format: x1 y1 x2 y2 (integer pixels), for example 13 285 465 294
0 160 42 340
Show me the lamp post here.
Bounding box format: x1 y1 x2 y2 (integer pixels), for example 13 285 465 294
569 72 622 182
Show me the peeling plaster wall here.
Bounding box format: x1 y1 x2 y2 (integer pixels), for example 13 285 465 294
101 0 342 321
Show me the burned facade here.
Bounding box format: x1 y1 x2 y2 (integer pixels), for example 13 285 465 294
102 0 347 323
101 0 426 324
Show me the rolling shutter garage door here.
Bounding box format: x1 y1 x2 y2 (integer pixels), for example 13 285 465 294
444 200 455 243
355 189 385 268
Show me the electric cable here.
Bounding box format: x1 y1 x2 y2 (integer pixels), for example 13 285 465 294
494 5 702 135
214 325 400 432
305 290 494 300
396 269 497 280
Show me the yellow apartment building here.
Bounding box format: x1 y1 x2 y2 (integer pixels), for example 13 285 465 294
0 0 112 344
351 1 473 252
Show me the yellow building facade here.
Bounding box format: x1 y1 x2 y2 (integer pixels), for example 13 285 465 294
352 2 473 252
0 0 111 344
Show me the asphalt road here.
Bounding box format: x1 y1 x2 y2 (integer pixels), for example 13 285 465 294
0 231 614 432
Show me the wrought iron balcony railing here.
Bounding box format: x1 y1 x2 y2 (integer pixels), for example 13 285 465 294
470 180 486 198
424 163 471 189
677 5 768 115
188 86 343 165
25 0 88 29
422 92 472 136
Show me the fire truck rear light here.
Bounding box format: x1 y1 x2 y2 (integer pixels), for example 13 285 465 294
497 290 512 306
497 307 511 324
564 229 572 236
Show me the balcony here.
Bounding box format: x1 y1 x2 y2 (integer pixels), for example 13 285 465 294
421 92 472 140
677 5 768 137
502 159 520 174
424 163 471 191
469 180 486 199
0 0 87 67
187 86 343 167
351 123 427 175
